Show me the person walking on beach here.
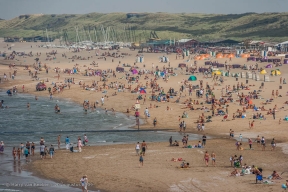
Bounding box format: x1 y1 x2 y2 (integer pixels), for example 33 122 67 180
211 152 216 167
248 138 253 149
239 134 243 142
139 153 144 167
78 138 82 152
83 134 88 146
141 140 147 156
65 136 70 150
202 134 207 147
40 144 45 159
261 136 266 151
169 136 173 146
153 117 157 127
101 96 104 106
135 142 140 155
272 109 276 120
80 175 88 192
204 151 209 167
49 145 55 159
271 138 276 151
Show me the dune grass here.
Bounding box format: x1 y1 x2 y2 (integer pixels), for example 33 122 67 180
0 12 288 42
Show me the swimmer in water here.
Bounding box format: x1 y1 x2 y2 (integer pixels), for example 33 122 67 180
35 96 38 100
27 102 30 109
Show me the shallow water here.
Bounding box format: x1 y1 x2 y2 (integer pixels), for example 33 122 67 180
0 91 202 191
0 91 199 146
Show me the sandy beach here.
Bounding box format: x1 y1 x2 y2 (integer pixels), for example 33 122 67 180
1 39 288 191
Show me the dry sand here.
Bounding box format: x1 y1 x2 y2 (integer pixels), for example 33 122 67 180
1 40 288 191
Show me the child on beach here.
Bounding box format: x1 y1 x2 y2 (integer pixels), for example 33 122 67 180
139 153 144 167
49 145 55 159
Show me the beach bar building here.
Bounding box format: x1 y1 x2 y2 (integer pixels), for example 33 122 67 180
4 37 20 42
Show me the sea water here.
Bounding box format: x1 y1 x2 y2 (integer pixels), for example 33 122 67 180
0 91 201 191
0 92 199 145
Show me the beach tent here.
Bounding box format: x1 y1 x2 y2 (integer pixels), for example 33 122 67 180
139 88 146 94
132 69 138 74
271 70 281 75
265 64 272 68
188 76 197 81
178 63 186 68
232 64 241 68
260 70 267 74
216 54 223 59
241 54 250 58
212 70 221 76
116 67 124 72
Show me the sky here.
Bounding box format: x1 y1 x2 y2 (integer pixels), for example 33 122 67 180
0 0 287 20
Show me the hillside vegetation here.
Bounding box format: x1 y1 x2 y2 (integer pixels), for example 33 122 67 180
0 12 288 42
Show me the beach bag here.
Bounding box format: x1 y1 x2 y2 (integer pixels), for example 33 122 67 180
85 139 88 143
187 145 192 148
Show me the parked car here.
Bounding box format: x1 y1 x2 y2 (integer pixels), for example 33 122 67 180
36 83 46 91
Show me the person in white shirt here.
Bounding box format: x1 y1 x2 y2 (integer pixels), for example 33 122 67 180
101 97 104 106
135 142 140 156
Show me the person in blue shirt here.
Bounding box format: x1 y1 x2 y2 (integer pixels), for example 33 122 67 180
65 136 70 150
24 147 29 161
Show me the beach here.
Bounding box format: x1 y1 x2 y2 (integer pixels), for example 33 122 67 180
1 39 288 191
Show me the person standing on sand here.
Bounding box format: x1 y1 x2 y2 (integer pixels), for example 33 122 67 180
271 138 276 151
261 136 266 151
204 151 209 167
80 175 88 192
65 136 70 150
135 142 140 155
49 145 54 158
139 153 144 167
202 134 207 147
83 134 88 146
272 109 276 120
141 140 147 156
250 120 254 129
248 138 253 149
211 152 216 167
78 138 82 152
101 97 104 106
40 144 45 160
169 136 172 146
153 117 157 127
